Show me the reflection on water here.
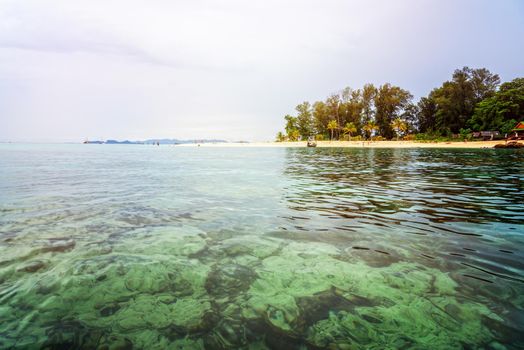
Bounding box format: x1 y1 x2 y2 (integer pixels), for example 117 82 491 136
281 148 524 280
0 144 523 349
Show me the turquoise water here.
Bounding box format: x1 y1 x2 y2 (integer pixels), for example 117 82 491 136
0 144 523 349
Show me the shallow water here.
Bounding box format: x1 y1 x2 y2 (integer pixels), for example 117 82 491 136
0 144 523 349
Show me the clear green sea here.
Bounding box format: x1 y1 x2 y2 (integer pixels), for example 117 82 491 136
0 144 523 349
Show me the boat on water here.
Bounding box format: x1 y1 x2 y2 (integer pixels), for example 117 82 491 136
307 136 317 147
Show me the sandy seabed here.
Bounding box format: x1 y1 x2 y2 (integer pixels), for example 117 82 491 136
177 140 503 148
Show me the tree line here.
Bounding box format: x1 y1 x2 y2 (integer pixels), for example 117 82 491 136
276 67 524 141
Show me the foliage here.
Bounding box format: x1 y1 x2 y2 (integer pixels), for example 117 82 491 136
284 115 298 136
468 77 524 134
275 131 286 142
327 120 339 141
414 133 456 142
391 117 408 140
415 132 445 141
374 84 413 139
417 97 437 133
284 115 301 141
279 67 521 141
295 102 314 138
312 101 329 138
288 129 300 141
363 121 378 139
342 122 357 140
417 67 500 135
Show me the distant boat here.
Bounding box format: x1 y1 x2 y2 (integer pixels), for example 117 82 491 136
307 137 317 148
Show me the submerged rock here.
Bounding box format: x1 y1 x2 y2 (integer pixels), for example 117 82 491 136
113 226 208 258
214 236 282 260
17 260 47 273
0 227 512 349
42 319 102 349
123 263 184 295
205 263 257 299
169 298 214 332
100 303 121 317
97 334 133 350
295 288 375 332
116 295 173 331
242 240 498 349
40 238 76 253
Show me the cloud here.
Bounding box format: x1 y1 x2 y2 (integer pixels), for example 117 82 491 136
0 0 367 70
0 0 523 142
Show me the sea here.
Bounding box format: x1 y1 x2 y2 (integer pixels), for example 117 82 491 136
0 144 523 349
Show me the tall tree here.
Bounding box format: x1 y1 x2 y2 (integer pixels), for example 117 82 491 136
418 67 500 134
470 68 501 101
340 88 364 134
284 115 299 140
374 83 413 139
295 101 314 139
312 101 329 138
468 77 524 134
326 94 341 139
400 103 419 134
361 84 377 138
417 96 437 133
327 120 339 141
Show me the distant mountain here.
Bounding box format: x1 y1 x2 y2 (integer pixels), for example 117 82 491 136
105 140 141 144
85 139 228 145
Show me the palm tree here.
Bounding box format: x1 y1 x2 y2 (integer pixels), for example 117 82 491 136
391 117 407 141
275 131 286 142
327 120 339 141
342 122 357 140
363 121 378 140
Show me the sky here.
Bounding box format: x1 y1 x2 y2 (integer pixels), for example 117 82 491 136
0 0 523 142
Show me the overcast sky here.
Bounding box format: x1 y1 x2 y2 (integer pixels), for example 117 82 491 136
1 0 523 142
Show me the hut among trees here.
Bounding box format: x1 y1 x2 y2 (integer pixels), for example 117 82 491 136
510 121 524 140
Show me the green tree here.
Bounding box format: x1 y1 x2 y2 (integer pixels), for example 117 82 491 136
468 77 524 134
400 103 419 134
391 117 408 140
470 67 501 101
374 83 413 139
288 129 300 141
312 101 329 138
327 120 339 141
326 94 341 139
417 96 437 133
284 114 298 136
340 87 364 135
295 101 314 139
417 67 500 134
361 84 377 138
275 131 286 142
342 122 357 140
363 121 378 140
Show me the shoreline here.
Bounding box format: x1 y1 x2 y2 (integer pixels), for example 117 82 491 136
176 140 504 149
